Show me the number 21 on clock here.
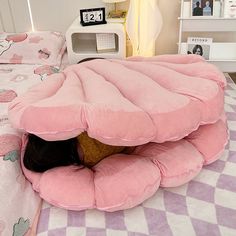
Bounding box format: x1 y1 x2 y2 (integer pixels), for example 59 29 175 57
80 8 107 26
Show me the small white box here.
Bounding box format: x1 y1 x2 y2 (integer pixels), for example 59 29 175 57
96 33 116 53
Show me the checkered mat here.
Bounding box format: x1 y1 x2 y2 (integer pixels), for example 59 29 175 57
37 74 236 236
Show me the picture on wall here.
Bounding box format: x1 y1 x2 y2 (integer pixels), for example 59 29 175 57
187 37 213 60
191 0 215 16
224 0 236 18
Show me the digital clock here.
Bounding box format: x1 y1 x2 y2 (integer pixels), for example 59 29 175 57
80 8 107 26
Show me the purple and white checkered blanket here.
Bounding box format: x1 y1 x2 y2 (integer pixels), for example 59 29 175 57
37 74 236 236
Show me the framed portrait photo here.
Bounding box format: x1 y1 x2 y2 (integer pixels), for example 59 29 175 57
224 0 236 18
191 0 215 17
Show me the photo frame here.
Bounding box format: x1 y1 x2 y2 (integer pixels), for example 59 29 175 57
223 0 236 18
191 0 215 17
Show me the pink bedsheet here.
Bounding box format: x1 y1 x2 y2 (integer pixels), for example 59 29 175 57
0 64 61 236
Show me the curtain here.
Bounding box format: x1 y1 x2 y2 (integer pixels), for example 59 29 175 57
126 0 163 56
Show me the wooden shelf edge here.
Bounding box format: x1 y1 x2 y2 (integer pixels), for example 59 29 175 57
179 17 236 20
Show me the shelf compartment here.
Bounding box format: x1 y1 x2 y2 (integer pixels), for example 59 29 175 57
208 60 236 72
179 18 236 32
179 42 236 72
66 18 126 64
71 33 119 54
180 42 236 60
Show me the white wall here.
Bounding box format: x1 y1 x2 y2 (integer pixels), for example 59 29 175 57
29 0 106 33
1 0 234 55
0 0 15 32
155 0 181 54
11 0 32 32
0 0 180 54
0 0 109 33
0 14 3 31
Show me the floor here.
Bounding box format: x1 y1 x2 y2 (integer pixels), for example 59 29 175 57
229 73 236 84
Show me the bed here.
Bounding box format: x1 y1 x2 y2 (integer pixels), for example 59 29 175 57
0 31 66 236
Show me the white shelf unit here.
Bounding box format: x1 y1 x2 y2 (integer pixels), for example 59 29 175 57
178 0 236 72
66 17 126 64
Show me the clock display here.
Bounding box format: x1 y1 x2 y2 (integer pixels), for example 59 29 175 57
80 8 107 26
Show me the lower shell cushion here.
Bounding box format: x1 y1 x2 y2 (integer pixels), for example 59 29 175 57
20 119 228 212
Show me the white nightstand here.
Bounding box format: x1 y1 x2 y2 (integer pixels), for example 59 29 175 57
66 17 126 64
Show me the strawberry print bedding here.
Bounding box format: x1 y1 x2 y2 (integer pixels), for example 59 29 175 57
0 30 66 236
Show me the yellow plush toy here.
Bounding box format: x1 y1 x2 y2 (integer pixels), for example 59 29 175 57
77 132 126 167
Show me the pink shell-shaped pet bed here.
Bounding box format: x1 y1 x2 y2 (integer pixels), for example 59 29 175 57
9 55 228 211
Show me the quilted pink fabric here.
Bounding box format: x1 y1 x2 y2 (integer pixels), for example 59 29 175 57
9 55 226 144
9 55 228 211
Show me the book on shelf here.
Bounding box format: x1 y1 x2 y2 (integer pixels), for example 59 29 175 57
187 37 213 60
96 33 116 53
224 0 236 18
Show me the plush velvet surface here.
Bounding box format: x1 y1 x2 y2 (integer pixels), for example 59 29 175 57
9 55 226 144
10 54 228 211
20 118 227 211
